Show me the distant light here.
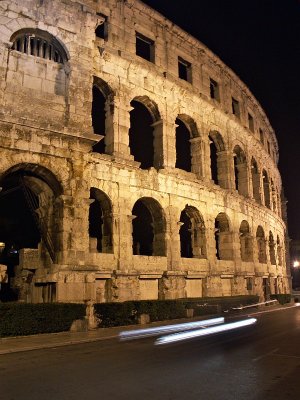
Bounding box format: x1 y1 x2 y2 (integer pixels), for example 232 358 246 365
155 318 257 345
294 261 300 268
119 317 224 341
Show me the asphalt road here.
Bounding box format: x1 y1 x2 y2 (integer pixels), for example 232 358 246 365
1 307 300 400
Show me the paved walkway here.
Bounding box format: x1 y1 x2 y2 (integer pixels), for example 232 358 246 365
0 303 295 355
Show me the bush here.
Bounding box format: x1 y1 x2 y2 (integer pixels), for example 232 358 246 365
94 295 259 328
0 303 86 337
270 294 291 305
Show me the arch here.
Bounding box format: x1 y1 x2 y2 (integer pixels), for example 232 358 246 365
11 28 69 64
269 231 276 265
251 157 261 203
179 205 206 259
215 213 233 260
132 96 161 122
239 220 253 262
89 188 113 253
262 169 271 209
129 97 161 169
92 77 114 154
1 163 63 197
132 197 166 256
209 131 226 188
233 145 248 196
0 165 62 300
256 225 267 263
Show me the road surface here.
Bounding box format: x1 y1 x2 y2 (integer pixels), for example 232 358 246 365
1 307 300 400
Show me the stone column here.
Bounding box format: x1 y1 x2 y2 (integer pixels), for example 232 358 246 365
109 94 133 160
152 119 164 169
217 150 235 190
190 136 205 179
166 205 182 271
160 119 177 169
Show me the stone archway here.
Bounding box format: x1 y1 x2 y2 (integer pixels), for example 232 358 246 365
132 197 166 256
0 164 62 301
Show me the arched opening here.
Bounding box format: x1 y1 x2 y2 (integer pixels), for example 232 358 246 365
239 220 253 262
215 213 233 260
262 170 271 209
0 164 62 301
132 198 166 256
129 97 161 170
233 145 248 196
256 226 267 263
92 77 114 154
269 231 276 265
175 118 191 172
179 206 206 259
89 188 113 253
209 132 226 188
251 158 261 203
11 28 69 64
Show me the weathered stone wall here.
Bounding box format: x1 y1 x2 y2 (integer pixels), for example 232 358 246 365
0 0 290 303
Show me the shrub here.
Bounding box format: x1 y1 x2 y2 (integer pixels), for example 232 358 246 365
0 303 86 337
270 294 291 305
94 295 259 328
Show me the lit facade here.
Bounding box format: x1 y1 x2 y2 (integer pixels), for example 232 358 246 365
0 0 290 303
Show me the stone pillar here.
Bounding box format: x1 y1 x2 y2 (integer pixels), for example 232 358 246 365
109 94 133 160
166 205 182 270
117 210 135 271
152 119 164 169
202 135 213 183
217 150 235 190
190 136 204 179
236 162 249 197
161 119 177 169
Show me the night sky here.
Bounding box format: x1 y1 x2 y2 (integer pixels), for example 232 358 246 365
143 0 300 240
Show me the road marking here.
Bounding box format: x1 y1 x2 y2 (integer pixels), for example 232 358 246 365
252 348 279 362
248 305 298 317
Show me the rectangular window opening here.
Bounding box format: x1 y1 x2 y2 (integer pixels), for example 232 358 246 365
96 13 108 40
248 113 254 132
178 57 192 83
210 78 220 102
136 32 155 63
232 97 240 118
259 128 264 144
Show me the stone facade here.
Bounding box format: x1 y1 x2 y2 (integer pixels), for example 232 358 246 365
0 0 290 303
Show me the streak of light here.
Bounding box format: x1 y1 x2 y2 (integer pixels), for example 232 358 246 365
119 317 225 341
155 318 257 345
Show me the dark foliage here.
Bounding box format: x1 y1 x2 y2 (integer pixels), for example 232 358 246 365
0 303 86 337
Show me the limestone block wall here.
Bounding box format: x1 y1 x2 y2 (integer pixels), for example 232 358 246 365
0 0 290 303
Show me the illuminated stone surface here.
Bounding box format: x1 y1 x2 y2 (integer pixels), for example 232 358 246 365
0 0 290 303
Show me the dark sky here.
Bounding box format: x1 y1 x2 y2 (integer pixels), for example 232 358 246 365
143 0 300 239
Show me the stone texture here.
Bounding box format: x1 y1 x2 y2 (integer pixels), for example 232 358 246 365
0 0 290 304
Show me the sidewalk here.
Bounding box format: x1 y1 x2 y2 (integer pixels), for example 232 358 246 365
0 303 295 355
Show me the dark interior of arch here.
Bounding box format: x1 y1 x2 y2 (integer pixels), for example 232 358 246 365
179 209 193 258
0 172 41 301
209 139 218 184
129 100 154 169
89 197 103 252
132 200 154 255
92 86 106 154
234 155 239 190
215 219 221 260
175 118 191 172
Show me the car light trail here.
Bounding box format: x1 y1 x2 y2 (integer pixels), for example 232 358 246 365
119 317 225 341
155 318 257 345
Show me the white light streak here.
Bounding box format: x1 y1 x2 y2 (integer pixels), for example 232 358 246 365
155 318 257 345
119 317 224 341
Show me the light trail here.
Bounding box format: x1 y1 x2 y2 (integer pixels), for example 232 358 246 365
119 317 224 341
155 318 257 345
